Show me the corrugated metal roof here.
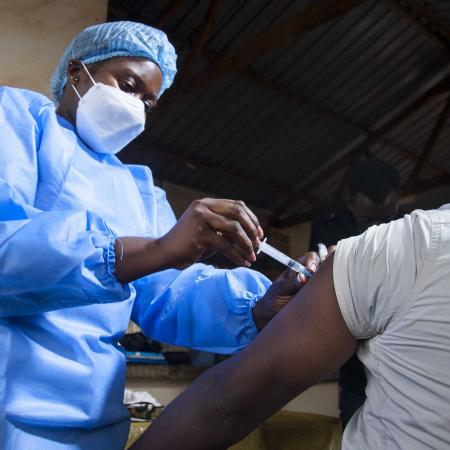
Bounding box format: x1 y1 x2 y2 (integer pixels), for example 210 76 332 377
110 0 450 225
428 0 450 25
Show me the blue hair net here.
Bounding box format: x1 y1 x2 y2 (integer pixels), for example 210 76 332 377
50 21 177 102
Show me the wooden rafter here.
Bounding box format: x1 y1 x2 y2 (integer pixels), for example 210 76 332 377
245 68 450 179
126 143 296 198
410 173 450 194
153 35 448 209
379 138 448 178
167 0 365 100
407 93 450 190
183 0 222 71
387 0 450 50
273 171 450 227
269 74 450 225
158 17 450 181
209 0 366 74
110 0 450 222
175 37 450 176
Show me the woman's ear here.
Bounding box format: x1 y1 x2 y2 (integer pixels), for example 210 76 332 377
67 60 83 86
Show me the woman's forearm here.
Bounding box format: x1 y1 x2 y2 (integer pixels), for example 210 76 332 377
114 237 171 284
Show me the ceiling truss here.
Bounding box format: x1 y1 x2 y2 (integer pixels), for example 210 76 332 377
109 0 450 226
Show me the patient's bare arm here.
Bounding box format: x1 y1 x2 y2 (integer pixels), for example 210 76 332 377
132 255 357 450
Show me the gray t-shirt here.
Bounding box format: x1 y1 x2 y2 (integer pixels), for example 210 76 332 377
334 205 450 450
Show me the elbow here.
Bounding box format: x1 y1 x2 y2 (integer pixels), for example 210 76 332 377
199 364 252 444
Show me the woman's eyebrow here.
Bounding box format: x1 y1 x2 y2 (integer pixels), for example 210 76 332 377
118 68 141 80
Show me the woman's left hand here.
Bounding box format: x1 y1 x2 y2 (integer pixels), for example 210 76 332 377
252 251 321 330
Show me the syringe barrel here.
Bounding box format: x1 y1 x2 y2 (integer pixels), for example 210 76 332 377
287 259 312 278
259 240 311 277
259 241 291 266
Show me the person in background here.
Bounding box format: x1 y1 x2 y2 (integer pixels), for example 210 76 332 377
138 204 450 450
309 157 401 427
0 21 310 449
310 158 401 248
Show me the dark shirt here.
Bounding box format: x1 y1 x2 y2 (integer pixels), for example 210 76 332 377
309 209 368 428
309 209 367 249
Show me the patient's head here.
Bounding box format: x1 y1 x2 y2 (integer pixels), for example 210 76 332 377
346 158 400 232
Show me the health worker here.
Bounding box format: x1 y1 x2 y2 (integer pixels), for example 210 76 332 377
0 21 309 449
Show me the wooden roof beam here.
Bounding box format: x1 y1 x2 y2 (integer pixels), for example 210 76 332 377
269 73 450 224
154 41 448 210
177 0 366 97
183 0 222 71
273 173 450 228
126 142 296 198
386 0 450 51
406 93 450 190
193 44 450 179
245 69 449 179
379 138 448 178
410 173 450 195
213 0 366 73
162 30 449 182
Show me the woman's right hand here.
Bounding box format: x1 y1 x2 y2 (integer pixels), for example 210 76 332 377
157 198 264 269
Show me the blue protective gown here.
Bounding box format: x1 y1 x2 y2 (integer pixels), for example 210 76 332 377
0 87 271 449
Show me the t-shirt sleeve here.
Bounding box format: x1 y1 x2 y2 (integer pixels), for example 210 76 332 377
333 211 432 339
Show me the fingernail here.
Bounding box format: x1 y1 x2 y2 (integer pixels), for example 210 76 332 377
255 237 261 247
245 260 251 267
310 263 318 273
251 252 256 262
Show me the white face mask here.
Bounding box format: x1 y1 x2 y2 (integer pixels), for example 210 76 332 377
71 62 145 155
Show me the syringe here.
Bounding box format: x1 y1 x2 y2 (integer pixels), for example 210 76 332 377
257 238 312 278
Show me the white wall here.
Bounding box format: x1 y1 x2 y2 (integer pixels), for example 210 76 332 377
0 0 107 98
127 379 339 417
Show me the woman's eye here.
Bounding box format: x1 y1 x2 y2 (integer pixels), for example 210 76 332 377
119 80 134 93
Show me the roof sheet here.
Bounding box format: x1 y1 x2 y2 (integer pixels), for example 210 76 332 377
110 0 450 224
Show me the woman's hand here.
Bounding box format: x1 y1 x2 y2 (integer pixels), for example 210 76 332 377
157 198 264 269
114 198 264 284
252 251 322 330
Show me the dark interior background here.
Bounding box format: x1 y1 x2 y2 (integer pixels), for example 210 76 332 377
109 0 450 273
